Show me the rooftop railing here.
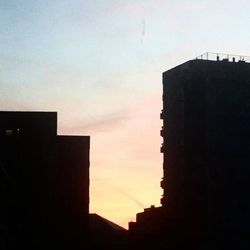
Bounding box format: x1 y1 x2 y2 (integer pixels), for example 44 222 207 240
195 52 250 63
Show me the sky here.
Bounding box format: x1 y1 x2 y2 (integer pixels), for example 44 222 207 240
1 0 250 228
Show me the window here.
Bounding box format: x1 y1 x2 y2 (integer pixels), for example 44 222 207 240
5 128 20 136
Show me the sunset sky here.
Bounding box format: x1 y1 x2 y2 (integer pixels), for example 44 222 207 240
1 0 250 228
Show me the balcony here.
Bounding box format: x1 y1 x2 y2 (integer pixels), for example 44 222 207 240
160 178 165 188
160 127 164 137
160 143 165 153
160 110 164 119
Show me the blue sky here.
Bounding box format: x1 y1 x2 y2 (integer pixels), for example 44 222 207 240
1 0 250 227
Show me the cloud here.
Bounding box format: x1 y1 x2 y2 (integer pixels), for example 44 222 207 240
107 184 145 209
60 109 131 135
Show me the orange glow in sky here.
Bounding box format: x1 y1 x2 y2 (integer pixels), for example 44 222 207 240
61 94 163 228
89 95 163 228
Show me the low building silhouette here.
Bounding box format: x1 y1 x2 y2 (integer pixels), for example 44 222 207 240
129 53 250 249
0 111 90 250
89 213 128 249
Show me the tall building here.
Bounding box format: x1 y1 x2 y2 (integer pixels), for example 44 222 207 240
129 53 250 249
0 111 90 250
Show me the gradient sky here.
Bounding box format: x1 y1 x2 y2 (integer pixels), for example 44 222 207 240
1 0 250 228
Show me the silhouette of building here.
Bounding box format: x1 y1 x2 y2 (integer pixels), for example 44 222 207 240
129 53 250 249
89 213 128 249
0 111 90 250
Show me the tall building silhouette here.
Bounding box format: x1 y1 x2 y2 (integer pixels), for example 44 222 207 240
0 111 90 250
129 53 250 249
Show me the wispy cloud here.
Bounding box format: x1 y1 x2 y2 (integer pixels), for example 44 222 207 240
61 110 130 135
105 184 145 209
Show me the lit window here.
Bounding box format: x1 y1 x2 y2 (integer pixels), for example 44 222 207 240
5 129 14 136
5 129 20 136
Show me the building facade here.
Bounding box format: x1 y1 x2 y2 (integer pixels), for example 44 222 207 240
129 54 250 249
0 111 90 250
161 57 250 233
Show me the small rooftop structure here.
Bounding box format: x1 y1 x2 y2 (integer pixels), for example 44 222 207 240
195 52 250 63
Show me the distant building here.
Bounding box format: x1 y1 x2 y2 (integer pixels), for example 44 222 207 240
89 213 128 250
0 111 90 250
129 53 250 249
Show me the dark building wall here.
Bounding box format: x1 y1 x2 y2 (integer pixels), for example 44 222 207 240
129 58 250 250
54 136 90 248
162 61 208 224
162 59 250 233
0 112 90 250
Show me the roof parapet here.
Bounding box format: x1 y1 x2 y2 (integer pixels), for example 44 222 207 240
195 52 250 63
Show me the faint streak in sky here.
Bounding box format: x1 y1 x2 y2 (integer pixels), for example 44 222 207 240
94 178 145 209
141 18 146 44
142 18 145 37
112 185 145 209
65 110 129 134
